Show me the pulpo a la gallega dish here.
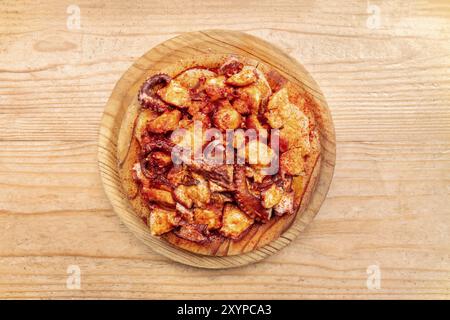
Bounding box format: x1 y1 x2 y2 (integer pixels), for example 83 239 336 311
118 55 321 256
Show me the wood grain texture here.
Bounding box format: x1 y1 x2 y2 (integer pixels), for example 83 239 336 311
0 0 449 298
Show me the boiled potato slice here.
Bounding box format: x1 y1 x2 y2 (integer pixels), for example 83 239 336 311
280 147 305 175
147 109 181 134
225 66 257 87
213 105 242 131
261 184 284 208
134 109 158 142
239 86 261 114
220 204 254 239
158 80 190 107
246 139 275 166
204 76 228 101
279 120 311 154
142 187 175 206
173 185 193 208
274 191 295 216
149 207 179 235
267 87 289 111
193 206 222 230
175 68 216 89
186 173 211 208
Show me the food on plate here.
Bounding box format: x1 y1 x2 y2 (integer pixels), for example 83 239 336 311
118 55 321 256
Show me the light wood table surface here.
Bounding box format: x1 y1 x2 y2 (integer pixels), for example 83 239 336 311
0 0 449 299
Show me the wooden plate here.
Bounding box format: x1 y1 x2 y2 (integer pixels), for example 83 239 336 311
98 30 336 269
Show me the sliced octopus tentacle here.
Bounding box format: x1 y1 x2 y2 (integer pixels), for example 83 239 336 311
138 134 175 188
233 165 270 221
138 74 172 112
138 155 173 189
187 161 234 190
219 57 243 77
141 134 175 154
174 224 209 243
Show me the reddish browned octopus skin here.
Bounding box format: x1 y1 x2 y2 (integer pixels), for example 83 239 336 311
233 165 270 221
138 74 172 113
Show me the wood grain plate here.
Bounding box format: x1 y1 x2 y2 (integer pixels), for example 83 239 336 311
98 30 336 269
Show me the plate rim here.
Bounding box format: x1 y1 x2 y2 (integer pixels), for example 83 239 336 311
98 29 336 269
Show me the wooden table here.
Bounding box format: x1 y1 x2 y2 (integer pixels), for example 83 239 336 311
0 0 449 299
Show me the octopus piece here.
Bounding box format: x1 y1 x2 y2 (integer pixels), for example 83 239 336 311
213 104 242 131
210 192 233 204
138 154 172 190
157 80 191 108
225 66 257 87
147 109 182 134
265 69 288 92
142 187 175 206
150 151 172 168
219 57 244 77
188 161 234 189
173 185 194 208
280 175 293 191
188 78 209 103
253 174 282 191
132 162 151 189
209 180 228 192
193 205 223 230
219 203 254 240
174 223 209 243
280 147 305 176
261 184 284 209
233 165 270 220
274 191 295 216
149 206 180 236
175 203 194 224
138 74 172 112
232 98 250 115
167 165 196 187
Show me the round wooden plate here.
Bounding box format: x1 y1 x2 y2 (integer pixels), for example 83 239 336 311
98 30 336 269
